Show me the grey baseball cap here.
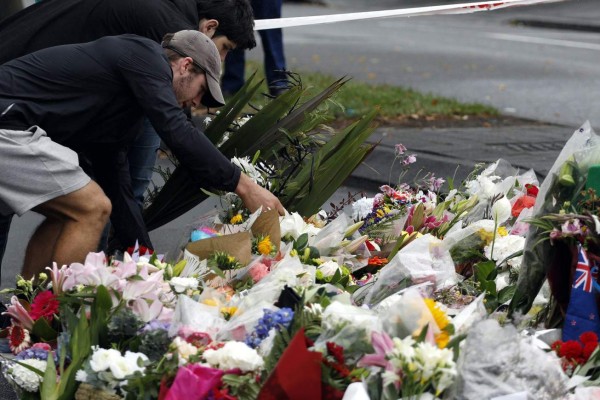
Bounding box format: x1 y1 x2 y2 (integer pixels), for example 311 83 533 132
161 30 225 108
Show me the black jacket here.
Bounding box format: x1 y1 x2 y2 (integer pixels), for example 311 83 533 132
0 0 198 64
0 35 240 248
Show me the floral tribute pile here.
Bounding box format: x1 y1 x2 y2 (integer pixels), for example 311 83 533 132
3 123 600 400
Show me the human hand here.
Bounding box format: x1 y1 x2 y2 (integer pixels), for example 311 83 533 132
234 173 286 215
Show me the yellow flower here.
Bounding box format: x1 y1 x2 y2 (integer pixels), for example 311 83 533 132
202 298 218 307
424 298 451 348
227 256 236 263
376 209 386 218
220 306 238 320
257 236 273 255
477 228 494 244
497 226 508 237
230 213 243 225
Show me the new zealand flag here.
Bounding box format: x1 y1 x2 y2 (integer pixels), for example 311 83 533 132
563 244 600 341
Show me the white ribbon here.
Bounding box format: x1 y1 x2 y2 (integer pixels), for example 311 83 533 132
254 0 566 30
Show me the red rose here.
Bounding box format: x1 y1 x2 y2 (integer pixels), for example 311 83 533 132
29 290 60 321
560 340 583 359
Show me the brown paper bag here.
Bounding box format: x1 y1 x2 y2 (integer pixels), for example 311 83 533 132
251 209 281 251
185 231 253 266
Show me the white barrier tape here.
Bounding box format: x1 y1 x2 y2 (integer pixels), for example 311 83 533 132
254 0 566 30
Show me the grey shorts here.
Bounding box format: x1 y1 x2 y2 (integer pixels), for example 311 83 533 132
0 126 91 216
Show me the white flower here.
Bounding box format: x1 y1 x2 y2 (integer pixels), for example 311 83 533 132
413 341 455 382
171 337 198 365
279 212 320 240
75 369 88 383
7 359 47 392
466 175 500 201
109 351 147 380
169 277 199 294
203 341 264 372
352 197 374 220
317 260 341 278
392 336 416 362
484 234 526 268
491 196 512 224
89 347 122 372
231 156 265 185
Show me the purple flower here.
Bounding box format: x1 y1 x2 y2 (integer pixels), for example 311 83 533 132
427 175 445 192
402 154 417 166
561 219 582 236
394 143 407 156
141 320 171 332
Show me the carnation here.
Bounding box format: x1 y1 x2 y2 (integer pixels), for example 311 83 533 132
89 347 122 372
6 359 47 392
484 234 526 268
203 341 264 372
352 197 374 221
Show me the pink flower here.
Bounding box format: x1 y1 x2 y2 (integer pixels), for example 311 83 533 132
165 364 223 400
248 263 269 283
31 342 52 351
394 143 407 156
3 296 34 330
402 154 417 166
358 331 394 372
46 262 67 296
427 175 445 192
379 185 396 197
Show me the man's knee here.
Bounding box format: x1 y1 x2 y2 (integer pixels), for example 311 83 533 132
36 181 111 225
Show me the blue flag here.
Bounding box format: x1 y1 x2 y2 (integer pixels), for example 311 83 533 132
562 244 600 341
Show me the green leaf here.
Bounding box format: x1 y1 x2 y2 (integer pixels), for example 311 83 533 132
498 285 516 304
40 351 58 400
474 260 496 283
31 317 58 342
294 233 309 251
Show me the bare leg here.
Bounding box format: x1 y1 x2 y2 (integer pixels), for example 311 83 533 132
22 217 62 279
22 181 111 278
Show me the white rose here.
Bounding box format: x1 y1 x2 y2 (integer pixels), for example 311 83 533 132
109 357 137 380
203 341 264 372
170 277 199 294
90 347 122 372
317 260 340 278
172 337 198 365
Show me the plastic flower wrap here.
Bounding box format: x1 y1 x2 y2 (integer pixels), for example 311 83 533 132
313 301 380 363
511 122 600 316
451 319 568 399
361 234 457 307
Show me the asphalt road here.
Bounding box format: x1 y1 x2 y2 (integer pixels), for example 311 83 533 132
2 0 598 287
272 0 598 127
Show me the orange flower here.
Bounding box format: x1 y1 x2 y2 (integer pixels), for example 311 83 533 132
257 236 273 255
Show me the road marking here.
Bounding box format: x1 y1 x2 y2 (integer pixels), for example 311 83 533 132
486 32 600 51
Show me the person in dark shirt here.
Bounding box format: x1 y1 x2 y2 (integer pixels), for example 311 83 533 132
0 0 256 267
0 31 284 278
